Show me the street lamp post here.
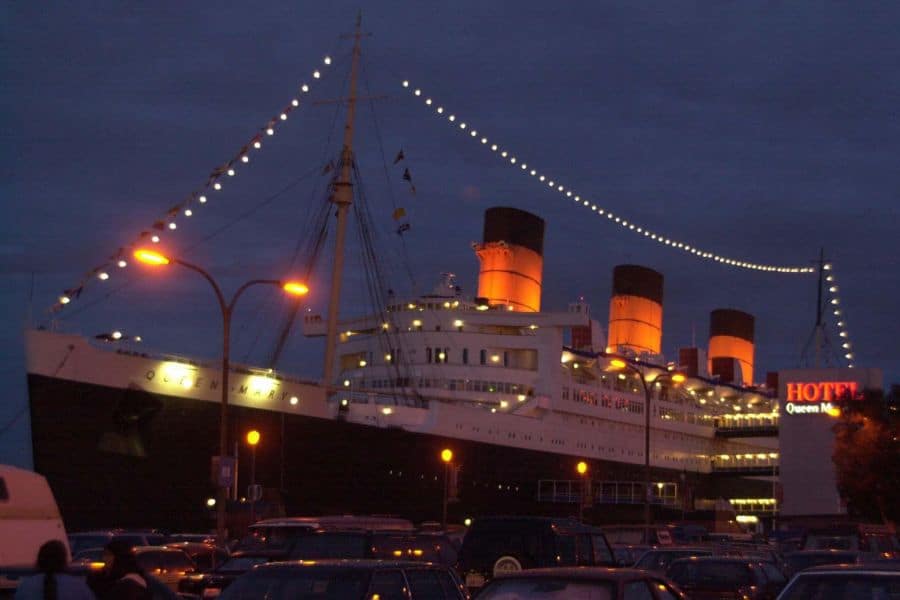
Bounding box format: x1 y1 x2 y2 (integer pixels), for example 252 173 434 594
440 448 453 530
576 461 588 522
133 248 308 546
246 430 260 524
610 358 684 543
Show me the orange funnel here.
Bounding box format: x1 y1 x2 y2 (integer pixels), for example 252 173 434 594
475 207 544 312
708 309 755 385
607 265 664 355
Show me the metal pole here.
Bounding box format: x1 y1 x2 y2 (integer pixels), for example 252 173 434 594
441 462 449 530
233 441 239 500
579 477 585 522
216 306 231 546
250 445 257 524
643 373 652 543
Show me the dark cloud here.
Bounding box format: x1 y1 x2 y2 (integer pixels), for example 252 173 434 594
2 2 899 466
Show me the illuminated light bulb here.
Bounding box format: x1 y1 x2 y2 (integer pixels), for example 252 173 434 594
436 107 444 114
598 209 605 215
510 157 516 164
834 309 841 316
558 185 564 191
312 70 320 78
266 128 274 135
830 299 839 305
574 195 580 201
253 141 261 149
214 182 222 190
184 209 193 216
112 331 123 340
133 336 142 342
824 263 832 270
848 364 854 368
227 168 235 176
168 222 177 230
98 272 109 280
501 151 508 157
323 55 332 65
280 113 287 120
539 175 545 181
471 131 477 137
845 353 853 359
199 195 207 203
481 137 488 144
491 145 498 152
117 260 127 268
589 204 595 209
414 89 421 96
402 80 409 87
566 191 572 197
151 235 160 243
829 286 838 292
521 163 527 169
301 84 309 92
426 98 432 105
607 213 614 220
531 170 537 176
241 155 249 163
842 343 850 349
459 122 466 129
59 295 70 304
548 180 554 186
839 331 848 337
614 217 621 223
826 275 834 282
630 224 636 230
290 396 299 405
448 115 456 121
622 220 628 226
837 321 844 327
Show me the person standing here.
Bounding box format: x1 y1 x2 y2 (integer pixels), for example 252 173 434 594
14 539 95 600
87 540 151 600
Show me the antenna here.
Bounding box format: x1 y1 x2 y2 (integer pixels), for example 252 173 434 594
800 248 838 367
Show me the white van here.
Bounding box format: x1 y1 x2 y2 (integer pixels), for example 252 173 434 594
0 465 69 591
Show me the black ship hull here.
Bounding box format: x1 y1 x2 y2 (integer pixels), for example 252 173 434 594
28 373 768 532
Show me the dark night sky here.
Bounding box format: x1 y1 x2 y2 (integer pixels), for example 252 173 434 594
2 3 899 467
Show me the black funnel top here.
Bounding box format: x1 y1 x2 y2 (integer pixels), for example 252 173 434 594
483 207 545 256
611 265 664 305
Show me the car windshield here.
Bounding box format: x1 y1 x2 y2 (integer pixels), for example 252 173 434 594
219 556 270 572
69 535 110 554
218 568 370 600
668 561 754 589
288 534 368 559
478 578 615 600
780 574 900 600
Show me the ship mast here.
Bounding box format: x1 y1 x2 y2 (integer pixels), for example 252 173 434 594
323 15 364 387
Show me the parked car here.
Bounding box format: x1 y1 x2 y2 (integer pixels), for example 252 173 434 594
132 546 198 592
68 530 167 555
634 547 714 573
801 524 900 560
178 550 284 598
783 549 859 574
666 556 769 600
456 516 614 591
776 563 900 599
240 515 415 551
218 559 469 599
477 567 686 599
164 542 228 572
167 533 217 544
69 547 106 574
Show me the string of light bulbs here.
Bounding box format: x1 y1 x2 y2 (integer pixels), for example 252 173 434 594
823 263 855 368
400 80 816 275
51 55 336 314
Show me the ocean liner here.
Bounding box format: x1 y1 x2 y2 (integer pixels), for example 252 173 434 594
25 21 780 532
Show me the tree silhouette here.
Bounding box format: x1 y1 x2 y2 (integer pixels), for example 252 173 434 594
831 385 900 524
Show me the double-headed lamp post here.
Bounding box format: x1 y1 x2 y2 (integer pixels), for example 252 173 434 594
133 248 308 545
609 358 684 542
441 448 453 530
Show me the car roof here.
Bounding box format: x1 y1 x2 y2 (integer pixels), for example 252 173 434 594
786 549 858 556
669 556 757 565
799 563 900 574
132 546 185 554
645 547 711 553
492 567 656 581
257 559 444 570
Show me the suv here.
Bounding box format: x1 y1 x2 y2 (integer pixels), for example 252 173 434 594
456 517 614 591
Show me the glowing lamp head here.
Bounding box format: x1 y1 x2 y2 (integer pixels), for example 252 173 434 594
671 373 686 383
826 406 842 418
440 448 453 463
282 281 309 296
610 359 627 369
576 461 588 476
246 430 261 446
134 248 170 266
206 497 216 507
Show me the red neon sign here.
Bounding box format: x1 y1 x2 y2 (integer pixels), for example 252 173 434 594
785 381 860 403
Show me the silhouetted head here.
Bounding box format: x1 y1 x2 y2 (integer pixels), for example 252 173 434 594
36 540 68 573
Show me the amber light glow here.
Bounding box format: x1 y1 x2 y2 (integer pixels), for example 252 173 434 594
282 281 309 296
609 359 627 369
133 248 170 266
576 461 588 475
441 448 453 463
246 430 261 446
671 373 686 383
